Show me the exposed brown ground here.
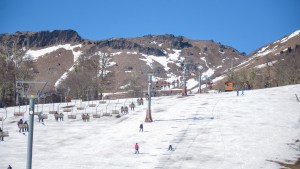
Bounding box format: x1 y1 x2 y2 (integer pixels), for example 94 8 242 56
268 158 300 169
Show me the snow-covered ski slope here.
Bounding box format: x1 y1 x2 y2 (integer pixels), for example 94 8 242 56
1 85 300 169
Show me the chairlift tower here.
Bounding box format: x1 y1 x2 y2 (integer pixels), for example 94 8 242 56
182 63 187 96
145 73 153 122
16 81 47 169
198 65 203 94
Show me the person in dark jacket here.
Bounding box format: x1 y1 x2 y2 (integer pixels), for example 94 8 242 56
0 127 4 141
168 145 173 151
139 123 143 132
7 165 12 169
17 119 23 132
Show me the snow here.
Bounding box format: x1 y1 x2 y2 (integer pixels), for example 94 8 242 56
186 78 198 89
202 68 215 78
280 30 300 43
139 50 183 72
254 60 278 69
108 61 117 67
54 71 69 87
200 57 215 78
111 52 122 56
27 44 83 88
119 83 131 89
219 50 225 54
126 52 138 55
26 44 82 61
139 55 154 68
168 50 182 61
1 85 300 169
212 75 226 83
158 43 163 47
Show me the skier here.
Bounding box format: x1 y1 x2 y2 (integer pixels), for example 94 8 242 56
168 145 173 151
24 121 29 132
241 86 244 95
7 165 12 169
130 102 135 111
134 143 139 154
59 113 64 121
54 112 59 121
124 106 129 113
139 123 143 132
82 113 86 122
0 127 4 141
140 98 143 105
38 112 43 123
17 119 23 132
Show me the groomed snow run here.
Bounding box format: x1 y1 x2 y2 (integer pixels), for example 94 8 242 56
0 85 300 169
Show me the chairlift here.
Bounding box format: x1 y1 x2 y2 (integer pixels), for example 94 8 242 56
14 105 25 116
49 101 58 114
111 99 120 114
0 108 9 138
89 100 96 107
67 106 76 119
81 107 90 121
103 100 112 116
93 103 101 118
99 100 106 104
34 101 43 115
75 99 84 110
53 103 64 121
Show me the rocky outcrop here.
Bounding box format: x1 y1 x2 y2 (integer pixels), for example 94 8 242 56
96 38 166 56
0 30 82 48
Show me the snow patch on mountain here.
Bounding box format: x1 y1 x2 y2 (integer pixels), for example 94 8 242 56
254 60 278 69
26 44 82 60
280 30 300 43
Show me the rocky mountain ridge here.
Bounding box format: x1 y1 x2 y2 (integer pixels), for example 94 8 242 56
0 29 299 97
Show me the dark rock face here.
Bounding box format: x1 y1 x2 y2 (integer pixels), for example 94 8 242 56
0 30 82 48
151 34 192 49
27 30 82 48
96 38 166 56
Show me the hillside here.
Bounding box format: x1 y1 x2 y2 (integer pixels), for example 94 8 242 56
212 30 300 90
0 29 300 105
0 85 300 168
0 30 246 96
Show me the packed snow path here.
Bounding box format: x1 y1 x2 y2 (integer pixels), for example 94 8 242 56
0 85 300 169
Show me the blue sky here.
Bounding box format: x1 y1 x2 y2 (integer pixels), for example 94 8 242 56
0 0 299 54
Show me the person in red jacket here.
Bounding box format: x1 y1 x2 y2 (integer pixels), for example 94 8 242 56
134 143 139 154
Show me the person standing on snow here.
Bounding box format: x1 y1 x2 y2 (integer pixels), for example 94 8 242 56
134 143 139 154
38 112 43 123
0 127 4 141
17 119 23 132
139 123 143 132
168 145 173 151
241 86 245 95
7 165 12 169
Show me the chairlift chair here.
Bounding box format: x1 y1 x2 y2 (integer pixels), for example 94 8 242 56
49 101 57 114
112 99 120 114
14 105 25 116
89 100 96 107
1 108 9 138
103 100 112 116
93 103 101 118
99 100 106 104
67 106 76 119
